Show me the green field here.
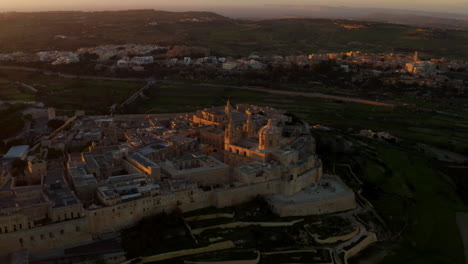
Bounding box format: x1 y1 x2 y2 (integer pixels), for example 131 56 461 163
0 69 142 114
0 78 36 101
352 145 467 264
1 11 467 59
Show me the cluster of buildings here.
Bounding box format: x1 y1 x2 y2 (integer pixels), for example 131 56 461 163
0 44 168 66
132 50 466 92
37 51 80 65
77 44 168 62
1 44 464 90
0 102 356 260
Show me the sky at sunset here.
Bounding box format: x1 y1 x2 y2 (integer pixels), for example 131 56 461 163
0 0 466 14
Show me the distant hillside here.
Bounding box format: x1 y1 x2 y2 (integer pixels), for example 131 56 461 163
363 12 468 30
0 10 467 59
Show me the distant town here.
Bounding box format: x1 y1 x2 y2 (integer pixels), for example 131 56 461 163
1 44 466 94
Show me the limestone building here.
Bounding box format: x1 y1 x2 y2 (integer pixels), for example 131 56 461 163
0 102 356 257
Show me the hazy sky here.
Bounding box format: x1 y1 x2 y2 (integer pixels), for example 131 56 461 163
1 0 466 13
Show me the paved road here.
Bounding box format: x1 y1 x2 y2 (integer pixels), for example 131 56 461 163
120 81 155 107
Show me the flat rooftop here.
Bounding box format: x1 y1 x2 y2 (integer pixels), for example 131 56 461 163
4 145 29 159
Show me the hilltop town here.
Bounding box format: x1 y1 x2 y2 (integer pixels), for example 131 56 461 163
0 9 467 264
0 101 375 263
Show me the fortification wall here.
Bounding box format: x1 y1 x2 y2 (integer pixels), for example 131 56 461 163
269 188 356 217
213 180 280 208
0 218 91 256
88 190 214 234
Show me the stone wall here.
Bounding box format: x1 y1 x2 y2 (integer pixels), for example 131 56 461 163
213 180 281 208
0 218 91 255
133 241 236 264
1 171 352 257
88 189 214 235
184 251 260 264
314 228 359 244
268 176 356 217
344 233 378 264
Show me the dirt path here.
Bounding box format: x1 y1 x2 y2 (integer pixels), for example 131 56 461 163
457 212 468 264
195 82 395 107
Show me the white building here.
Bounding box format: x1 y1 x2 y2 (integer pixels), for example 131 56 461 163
117 59 131 68
131 56 154 65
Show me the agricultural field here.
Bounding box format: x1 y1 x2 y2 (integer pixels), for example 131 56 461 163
1 11 468 59
0 69 142 114
0 78 36 101
355 146 466 264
